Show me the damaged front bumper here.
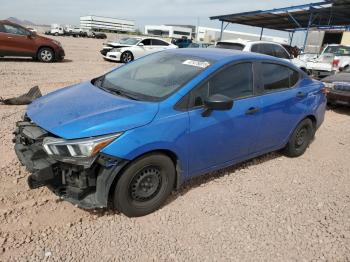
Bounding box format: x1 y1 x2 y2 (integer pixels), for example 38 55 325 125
13 116 128 209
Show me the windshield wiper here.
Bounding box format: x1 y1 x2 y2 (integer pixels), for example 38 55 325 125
108 89 140 100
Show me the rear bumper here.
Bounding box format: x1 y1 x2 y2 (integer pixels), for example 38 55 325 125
13 116 128 209
327 90 350 105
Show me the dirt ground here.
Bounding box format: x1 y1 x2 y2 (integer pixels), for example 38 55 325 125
0 36 349 261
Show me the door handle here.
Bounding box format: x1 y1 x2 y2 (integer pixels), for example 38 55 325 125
245 107 260 115
7 36 12 39
296 91 306 98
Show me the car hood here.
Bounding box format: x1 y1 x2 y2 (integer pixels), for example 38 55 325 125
106 43 134 48
27 81 159 139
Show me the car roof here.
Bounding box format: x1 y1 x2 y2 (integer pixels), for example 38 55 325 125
164 48 286 64
218 39 284 46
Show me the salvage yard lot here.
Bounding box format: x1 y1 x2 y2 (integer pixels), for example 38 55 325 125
0 36 350 261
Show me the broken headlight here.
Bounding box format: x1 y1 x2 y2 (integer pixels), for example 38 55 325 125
42 133 122 167
323 82 334 89
111 48 122 52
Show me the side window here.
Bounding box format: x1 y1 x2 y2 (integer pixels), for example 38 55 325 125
251 44 260 53
152 39 169 46
274 45 290 59
141 39 151 46
262 63 300 92
191 63 254 107
260 44 274 56
3 24 27 35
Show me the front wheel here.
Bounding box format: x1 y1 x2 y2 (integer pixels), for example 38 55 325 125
113 153 175 217
37 48 55 63
283 118 314 157
120 51 134 63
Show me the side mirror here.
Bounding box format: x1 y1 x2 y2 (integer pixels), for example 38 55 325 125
138 43 144 46
202 94 233 117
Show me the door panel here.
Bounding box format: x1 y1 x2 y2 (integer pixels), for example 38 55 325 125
254 62 308 152
187 62 262 175
188 97 262 175
1 24 36 56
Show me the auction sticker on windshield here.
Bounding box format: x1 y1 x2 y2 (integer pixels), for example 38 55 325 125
183 60 210 68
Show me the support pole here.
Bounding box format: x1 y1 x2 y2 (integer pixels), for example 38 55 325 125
219 21 224 41
290 32 295 45
303 9 314 52
260 27 264 40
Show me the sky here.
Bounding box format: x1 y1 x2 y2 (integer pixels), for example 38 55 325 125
0 0 319 46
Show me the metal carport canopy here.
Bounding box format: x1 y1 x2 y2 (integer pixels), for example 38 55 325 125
210 0 350 33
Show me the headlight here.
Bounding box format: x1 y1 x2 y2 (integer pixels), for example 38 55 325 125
43 133 122 167
111 48 122 52
323 82 334 89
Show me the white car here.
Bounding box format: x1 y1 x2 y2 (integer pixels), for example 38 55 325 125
306 44 350 79
215 39 308 73
101 37 177 63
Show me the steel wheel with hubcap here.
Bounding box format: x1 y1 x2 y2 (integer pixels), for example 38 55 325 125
283 118 314 157
113 153 175 217
38 48 54 63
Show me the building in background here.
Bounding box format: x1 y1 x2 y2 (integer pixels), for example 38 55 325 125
196 26 288 44
304 30 350 53
80 15 135 33
145 24 287 44
144 25 192 39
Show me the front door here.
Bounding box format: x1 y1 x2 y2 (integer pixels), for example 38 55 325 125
0 23 36 56
187 62 262 176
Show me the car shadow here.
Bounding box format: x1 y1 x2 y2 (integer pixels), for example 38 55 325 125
88 151 283 217
165 152 282 206
0 58 72 63
327 104 350 116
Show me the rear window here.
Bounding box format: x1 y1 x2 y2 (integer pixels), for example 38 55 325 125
323 45 350 56
262 63 300 92
216 42 244 50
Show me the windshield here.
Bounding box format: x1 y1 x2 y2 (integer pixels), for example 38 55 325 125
216 42 245 51
118 38 141 45
323 45 350 56
94 51 214 101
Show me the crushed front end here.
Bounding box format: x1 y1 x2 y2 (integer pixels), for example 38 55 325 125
13 115 128 209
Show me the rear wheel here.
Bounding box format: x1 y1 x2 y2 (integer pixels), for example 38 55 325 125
120 51 134 63
37 48 55 63
283 118 314 157
113 153 175 217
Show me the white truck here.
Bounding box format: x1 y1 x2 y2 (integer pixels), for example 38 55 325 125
307 44 350 79
50 24 65 36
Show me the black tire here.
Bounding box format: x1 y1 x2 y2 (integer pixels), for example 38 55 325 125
120 51 134 63
54 32 59 36
37 47 55 63
113 153 175 217
283 118 314 157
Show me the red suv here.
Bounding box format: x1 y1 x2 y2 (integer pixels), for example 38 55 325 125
0 20 65 62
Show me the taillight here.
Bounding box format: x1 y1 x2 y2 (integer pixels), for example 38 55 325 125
321 87 330 94
332 59 340 68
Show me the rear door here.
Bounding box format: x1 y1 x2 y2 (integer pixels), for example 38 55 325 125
0 23 36 56
151 39 170 51
187 62 263 176
254 62 308 152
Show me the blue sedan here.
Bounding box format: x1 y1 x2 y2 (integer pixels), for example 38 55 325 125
14 49 326 217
